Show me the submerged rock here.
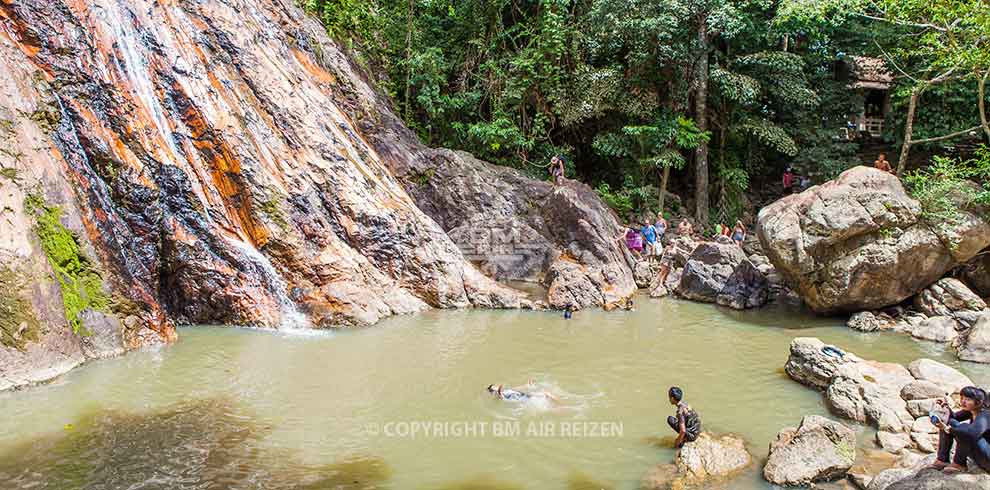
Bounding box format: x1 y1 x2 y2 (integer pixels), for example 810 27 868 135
756 166 990 314
763 415 856 485
848 311 897 332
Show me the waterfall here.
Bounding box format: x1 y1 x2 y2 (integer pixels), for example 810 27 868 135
225 237 312 330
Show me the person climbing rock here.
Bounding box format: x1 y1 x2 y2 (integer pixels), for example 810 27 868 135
666 386 702 448
930 386 990 474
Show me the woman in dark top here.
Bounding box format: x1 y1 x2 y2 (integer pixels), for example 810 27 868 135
932 386 990 473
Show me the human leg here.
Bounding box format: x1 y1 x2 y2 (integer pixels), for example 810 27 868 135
667 416 679 434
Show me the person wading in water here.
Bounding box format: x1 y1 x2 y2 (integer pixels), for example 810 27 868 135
667 386 702 448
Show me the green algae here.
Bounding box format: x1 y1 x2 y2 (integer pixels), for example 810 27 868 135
0 265 41 350
24 193 108 335
257 193 289 230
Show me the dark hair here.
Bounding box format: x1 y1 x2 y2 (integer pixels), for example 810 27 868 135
668 386 683 402
487 384 497 393
960 386 987 406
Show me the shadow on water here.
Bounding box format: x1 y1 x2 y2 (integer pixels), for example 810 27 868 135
712 301 845 330
434 475 525 490
566 471 616 490
0 397 390 490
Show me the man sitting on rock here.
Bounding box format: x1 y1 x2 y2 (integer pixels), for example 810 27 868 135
930 386 990 474
667 386 702 448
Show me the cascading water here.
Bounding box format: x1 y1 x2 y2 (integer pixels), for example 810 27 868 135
225 237 312 331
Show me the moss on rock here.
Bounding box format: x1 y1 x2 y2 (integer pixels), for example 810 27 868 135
25 193 109 335
0 265 41 350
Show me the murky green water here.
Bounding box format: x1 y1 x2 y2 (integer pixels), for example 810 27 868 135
2 297 989 490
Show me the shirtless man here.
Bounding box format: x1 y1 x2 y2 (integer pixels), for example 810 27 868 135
874 153 893 173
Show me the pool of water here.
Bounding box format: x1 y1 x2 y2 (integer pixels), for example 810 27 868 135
2 297 988 490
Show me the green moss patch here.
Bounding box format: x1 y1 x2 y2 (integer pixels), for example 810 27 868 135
0 265 41 350
25 193 108 335
256 194 289 230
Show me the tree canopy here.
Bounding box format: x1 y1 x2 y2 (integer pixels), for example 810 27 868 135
303 0 990 225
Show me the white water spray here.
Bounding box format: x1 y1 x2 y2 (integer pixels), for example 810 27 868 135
225 237 311 331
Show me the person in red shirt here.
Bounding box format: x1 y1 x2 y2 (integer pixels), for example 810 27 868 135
782 167 795 194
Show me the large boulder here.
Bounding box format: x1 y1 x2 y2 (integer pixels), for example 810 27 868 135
675 241 769 309
675 433 752 483
826 360 915 432
763 416 857 485
640 433 752 489
954 312 990 363
756 166 990 314
402 150 637 311
785 337 863 390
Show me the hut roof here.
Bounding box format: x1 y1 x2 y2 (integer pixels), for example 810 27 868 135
847 56 893 90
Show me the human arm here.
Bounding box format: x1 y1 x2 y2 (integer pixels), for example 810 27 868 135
948 412 990 443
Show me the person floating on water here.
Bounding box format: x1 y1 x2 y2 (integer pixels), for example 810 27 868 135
929 386 990 474
667 386 702 448
487 380 560 404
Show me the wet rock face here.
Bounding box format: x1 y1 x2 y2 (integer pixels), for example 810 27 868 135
2 0 533 388
756 166 990 314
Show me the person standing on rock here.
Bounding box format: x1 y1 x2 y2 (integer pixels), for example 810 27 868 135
550 155 566 185
731 221 746 246
641 221 659 261
782 166 795 194
655 214 668 243
622 227 643 258
666 386 702 448
930 386 990 474
676 219 693 238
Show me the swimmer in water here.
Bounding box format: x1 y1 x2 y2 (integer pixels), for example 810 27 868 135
487 380 560 404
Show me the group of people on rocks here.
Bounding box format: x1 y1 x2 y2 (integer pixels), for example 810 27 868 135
620 215 747 262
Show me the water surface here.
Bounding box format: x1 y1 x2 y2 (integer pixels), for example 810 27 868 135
2 297 988 489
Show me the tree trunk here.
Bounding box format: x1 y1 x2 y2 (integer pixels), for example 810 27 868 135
693 21 710 225
980 71 990 142
896 85 922 175
658 164 670 214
